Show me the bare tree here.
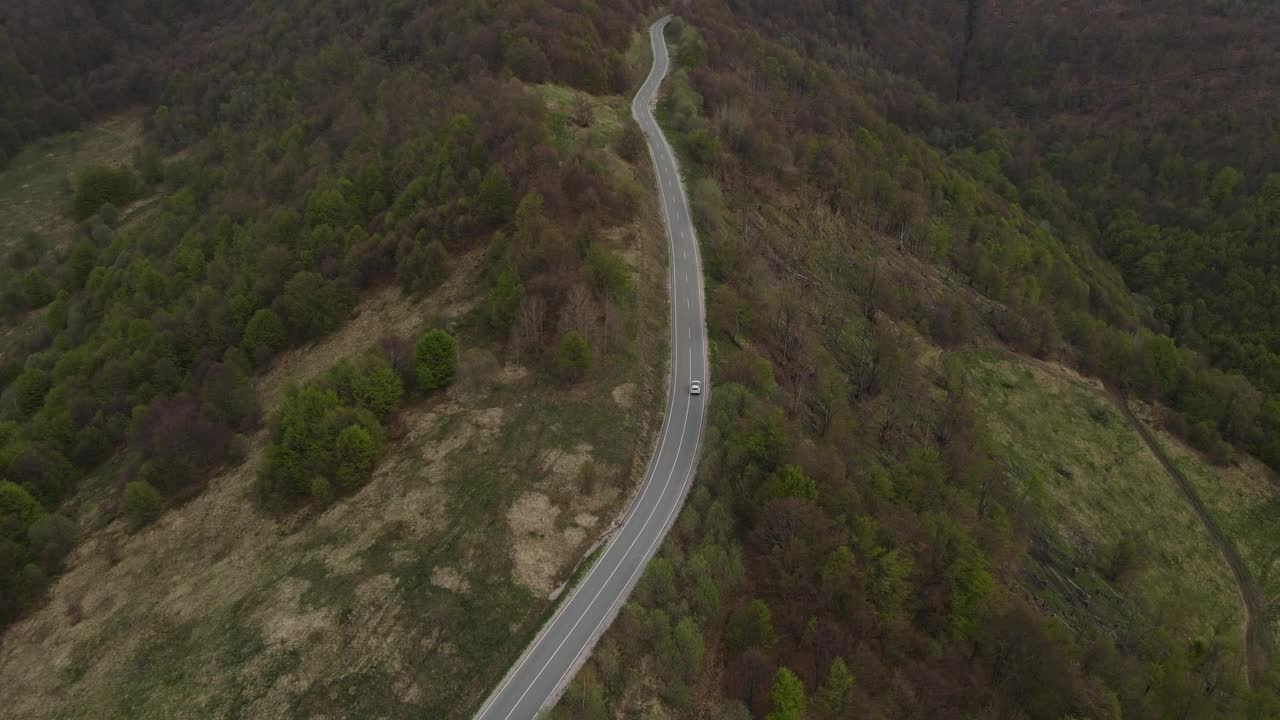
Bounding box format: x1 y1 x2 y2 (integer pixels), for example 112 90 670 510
559 283 593 339
512 293 547 356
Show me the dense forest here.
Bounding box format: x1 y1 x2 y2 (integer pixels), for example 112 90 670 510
726 0 1280 468
0 0 255 166
0 0 650 627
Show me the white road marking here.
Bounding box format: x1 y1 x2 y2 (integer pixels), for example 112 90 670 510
543 386 700 708
500 389 694 720
478 16 708 719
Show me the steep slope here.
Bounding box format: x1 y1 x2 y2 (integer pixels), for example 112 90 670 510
0 1 684 717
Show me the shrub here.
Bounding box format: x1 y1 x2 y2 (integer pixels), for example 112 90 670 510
123 480 162 525
242 308 286 365
13 368 51 417
764 465 817 500
618 122 645 163
556 331 592 381
352 359 403 418
415 330 458 390
310 476 333 506
333 425 378 490
27 514 76 570
74 165 140 219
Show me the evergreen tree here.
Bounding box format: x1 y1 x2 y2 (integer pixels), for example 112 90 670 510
415 330 458 390
557 331 592 381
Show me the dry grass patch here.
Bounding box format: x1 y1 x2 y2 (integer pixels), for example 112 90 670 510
612 382 637 408
0 389 481 720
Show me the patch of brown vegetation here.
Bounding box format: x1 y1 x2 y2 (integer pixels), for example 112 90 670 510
496 363 530 384
431 566 471 594
611 383 636 408
508 491 565 595
0 391 466 719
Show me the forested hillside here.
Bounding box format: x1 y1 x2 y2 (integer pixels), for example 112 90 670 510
0 0 648 630
551 3 1280 719
0 0 255 166
5 0 1280 718
734 0 1280 468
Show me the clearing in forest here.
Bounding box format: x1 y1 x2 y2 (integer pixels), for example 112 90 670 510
0 113 143 244
954 349 1251 677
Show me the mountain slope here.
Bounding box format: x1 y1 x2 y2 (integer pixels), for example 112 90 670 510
547 5 1280 718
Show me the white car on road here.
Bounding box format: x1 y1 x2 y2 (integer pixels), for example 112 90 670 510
690 380 702 395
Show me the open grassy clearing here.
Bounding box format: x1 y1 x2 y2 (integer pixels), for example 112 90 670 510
0 113 142 245
530 84 627 155
1131 402 1280 647
952 349 1248 670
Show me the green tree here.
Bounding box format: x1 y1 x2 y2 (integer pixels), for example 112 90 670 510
333 424 378 490
27 514 76 570
20 269 53 309
812 658 854 718
557 331 592 380
46 291 68 333
276 271 349 341
13 368 51 417
688 128 720 166
352 361 404 418
242 308 286 365
415 330 458 390
477 167 515 225
1207 166 1243 208
123 480 162 525
765 464 817 500
765 667 807 720
868 547 914 621
587 247 633 302
310 476 333 506
726 598 778 652
485 267 524 330
74 165 140 219
673 615 705 678
0 481 44 527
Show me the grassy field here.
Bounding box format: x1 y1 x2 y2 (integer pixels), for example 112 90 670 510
0 91 671 717
952 349 1248 670
0 113 141 245
1133 403 1280 646
530 83 628 156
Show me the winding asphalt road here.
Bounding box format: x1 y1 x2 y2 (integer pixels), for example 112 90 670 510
473 15 706 720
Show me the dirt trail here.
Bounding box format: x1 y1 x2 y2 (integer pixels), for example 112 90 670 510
1109 389 1269 687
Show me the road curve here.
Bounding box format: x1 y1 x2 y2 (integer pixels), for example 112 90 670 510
472 15 707 720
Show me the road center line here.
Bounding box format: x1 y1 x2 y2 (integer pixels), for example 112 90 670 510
500 394 694 720
477 16 701 719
